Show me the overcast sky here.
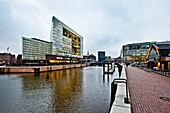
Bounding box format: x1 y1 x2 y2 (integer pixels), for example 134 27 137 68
0 0 170 57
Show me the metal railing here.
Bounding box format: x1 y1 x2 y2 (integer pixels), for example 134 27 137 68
113 78 129 103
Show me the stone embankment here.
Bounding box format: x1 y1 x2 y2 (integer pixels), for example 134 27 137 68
0 63 90 73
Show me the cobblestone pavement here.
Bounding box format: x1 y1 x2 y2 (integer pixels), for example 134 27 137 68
126 66 170 113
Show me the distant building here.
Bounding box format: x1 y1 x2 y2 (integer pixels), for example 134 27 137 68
121 42 156 63
147 41 170 70
114 56 121 63
17 54 22 63
46 54 82 64
0 53 15 65
98 51 105 62
105 56 111 62
22 37 53 60
12 55 16 63
83 54 96 63
51 16 83 58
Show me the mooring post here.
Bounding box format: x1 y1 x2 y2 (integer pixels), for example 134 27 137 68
108 63 109 74
125 80 129 103
110 82 117 111
103 63 105 74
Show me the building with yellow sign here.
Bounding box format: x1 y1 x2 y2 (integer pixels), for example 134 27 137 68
22 16 83 64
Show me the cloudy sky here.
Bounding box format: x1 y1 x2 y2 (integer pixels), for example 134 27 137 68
0 0 170 57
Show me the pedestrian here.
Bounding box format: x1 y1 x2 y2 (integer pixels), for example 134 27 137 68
126 62 128 67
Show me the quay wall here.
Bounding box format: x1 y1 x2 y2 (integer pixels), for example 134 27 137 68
0 63 91 73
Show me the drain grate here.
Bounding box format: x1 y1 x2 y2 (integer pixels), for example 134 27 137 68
160 97 170 102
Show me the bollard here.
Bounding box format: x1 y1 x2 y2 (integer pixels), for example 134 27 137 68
108 63 109 74
103 63 105 74
118 64 123 77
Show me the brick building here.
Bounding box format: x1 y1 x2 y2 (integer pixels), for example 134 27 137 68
0 53 15 65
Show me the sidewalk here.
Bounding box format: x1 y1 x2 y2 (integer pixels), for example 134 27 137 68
126 66 170 113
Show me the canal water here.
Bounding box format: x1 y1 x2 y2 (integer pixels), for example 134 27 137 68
0 66 119 113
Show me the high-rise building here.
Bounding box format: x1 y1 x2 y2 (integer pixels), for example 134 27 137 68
50 16 83 58
22 37 52 60
98 51 105 62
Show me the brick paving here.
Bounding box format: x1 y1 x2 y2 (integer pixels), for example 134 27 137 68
126 66 170 113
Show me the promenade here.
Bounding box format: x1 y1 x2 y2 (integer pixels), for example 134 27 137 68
126 66 170 113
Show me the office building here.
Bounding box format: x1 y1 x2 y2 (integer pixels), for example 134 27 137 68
98 51 105 62
121 42 156 63
22 37 52 60
50 16 83 58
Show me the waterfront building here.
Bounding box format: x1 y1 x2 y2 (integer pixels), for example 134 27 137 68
46 54 82 64
121 42 156 63
105 56 111 62
17 54 22 63
83 54 96 63
147 41 170 70
0 53 15 65
22 16 84 64
98 51 105 62
22 37 52 60
50 16 83 58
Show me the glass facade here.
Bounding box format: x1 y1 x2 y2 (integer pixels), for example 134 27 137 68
122 42 156 63
51 16 83 58
98 51 105 62
22 37 52 60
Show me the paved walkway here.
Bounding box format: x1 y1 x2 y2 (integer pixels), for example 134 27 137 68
126 66 170 113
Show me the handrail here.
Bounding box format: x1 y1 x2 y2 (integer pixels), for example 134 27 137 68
113 78 129 103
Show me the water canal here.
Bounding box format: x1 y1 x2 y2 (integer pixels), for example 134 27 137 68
0 66 119 113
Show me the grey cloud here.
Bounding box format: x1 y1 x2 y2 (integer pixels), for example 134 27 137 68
0 0 170 57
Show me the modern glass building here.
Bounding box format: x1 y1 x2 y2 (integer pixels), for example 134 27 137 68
98 51 105 62
50 16 83 58
22 37 52 60
121 42 156 63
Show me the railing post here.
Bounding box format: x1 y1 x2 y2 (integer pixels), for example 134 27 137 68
103 63 105 74
125 80 129 103
108 63 109 74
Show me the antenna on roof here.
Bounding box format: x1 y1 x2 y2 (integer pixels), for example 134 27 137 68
7 47 9 53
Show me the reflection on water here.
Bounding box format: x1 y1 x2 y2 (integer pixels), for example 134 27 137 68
0 66 119 113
